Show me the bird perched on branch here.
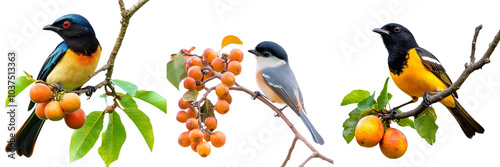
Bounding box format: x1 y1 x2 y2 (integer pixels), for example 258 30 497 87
5 14 101 157
373 23 484 138
249 41 324 145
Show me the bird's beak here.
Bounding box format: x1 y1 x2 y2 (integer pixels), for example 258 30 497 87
43 25 62 32
248 49 259 56
373 28 390 35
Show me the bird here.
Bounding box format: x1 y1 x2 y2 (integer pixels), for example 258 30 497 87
5 14 101 157
373 23 484 138
248 41 324 145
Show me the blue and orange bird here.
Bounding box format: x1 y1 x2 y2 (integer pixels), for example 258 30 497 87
249 41 324 145
5 14 101 157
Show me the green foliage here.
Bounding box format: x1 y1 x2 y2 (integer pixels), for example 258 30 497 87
134 90 167 113
112 79 138 96
183 89 199 102
70 111 105 163
5 74 35 107
342 108 362 143
375 78 391 110
119 95 155 151
340 90 370 106
98 112 126 167
167 54 187 90
414 108 438 145
200 99 215 122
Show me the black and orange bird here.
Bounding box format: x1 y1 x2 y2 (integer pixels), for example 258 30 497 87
373 23 484 138
5 14 101 157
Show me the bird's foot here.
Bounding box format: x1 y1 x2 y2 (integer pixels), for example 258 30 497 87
80 85 96 99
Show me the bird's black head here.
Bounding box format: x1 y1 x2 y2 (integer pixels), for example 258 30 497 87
373 23 419 55
43 14 99 55
248 41 289 62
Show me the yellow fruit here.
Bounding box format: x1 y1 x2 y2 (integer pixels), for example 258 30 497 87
45 101 65 121
380 128 408 159
355 115 384 147
60 93 81 113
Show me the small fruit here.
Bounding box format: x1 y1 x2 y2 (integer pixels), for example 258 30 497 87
64 108 86 129
197 141 211 157
186 118 199 130
355 115 384 148
176 110 188 123
215 83 230 98
45 101 65 121
178 97 192 109
195 84 204 91
188 66 203 81
204 131 211 142
221 72 236 87
183 77 197 90
205 117 217 131
229 48 244 62
186 107 198 119
187 56 204 67
210 131 226 148
219 93 232 104
29 84 52 103
227 61 242 76
214 99 230 114
203 48 217 64
60 93 81 113
189 128 204 144
35 102 49 120
380 128 408 159
178 131 191 147
190 142 199 152
211 57 225 72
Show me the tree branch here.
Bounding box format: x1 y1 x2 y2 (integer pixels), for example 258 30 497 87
382 25 500 120
281 137 299 167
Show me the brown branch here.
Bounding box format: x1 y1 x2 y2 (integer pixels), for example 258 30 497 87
382 25 500 120
281 137 299 167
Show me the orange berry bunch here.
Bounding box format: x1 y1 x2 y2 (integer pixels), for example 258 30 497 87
176 47 244 157
30 83 86 129
354 115 408 159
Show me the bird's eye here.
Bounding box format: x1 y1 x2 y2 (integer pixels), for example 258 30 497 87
263 51 271 57
62 21 71 28
394 27 401 33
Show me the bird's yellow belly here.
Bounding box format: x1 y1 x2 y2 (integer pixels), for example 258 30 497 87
46 46 101 90
390 48 455 107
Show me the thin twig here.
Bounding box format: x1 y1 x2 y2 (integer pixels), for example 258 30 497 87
299 155 314 167
281 137 299 167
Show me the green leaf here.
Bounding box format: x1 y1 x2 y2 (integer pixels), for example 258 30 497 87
167 54 187 90
111 79 138 97
200 99 215 122
118 95 154 151
98 112 126 167
134 90 167 113
70 111 105 163
376 77 390 110
340 90 370 106
182 89 199 102
358 109 376 120
396 109 415 129
5 76 35 107
414 108 438 145
342 108 362 144
357 92 375 111
221 35 243 49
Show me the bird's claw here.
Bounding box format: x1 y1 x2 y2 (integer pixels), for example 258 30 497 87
422 91 434 107
53 83 63 93
388 108 398 120
82 86 96 99
252 91 262 100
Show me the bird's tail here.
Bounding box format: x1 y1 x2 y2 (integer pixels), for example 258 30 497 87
5 105 45 157
446 97 484 138
299 112 324 145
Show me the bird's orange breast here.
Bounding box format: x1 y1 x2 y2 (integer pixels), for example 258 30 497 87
256 70 285 104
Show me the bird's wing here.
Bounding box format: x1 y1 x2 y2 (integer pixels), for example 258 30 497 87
415 47 457 97
261 65 305 115
37 42 68 81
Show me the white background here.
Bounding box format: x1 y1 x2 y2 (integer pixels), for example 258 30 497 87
1 0 499 166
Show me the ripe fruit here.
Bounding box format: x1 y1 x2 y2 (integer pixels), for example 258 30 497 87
191 142 199 152
215 83 229 98
205 117 217 131
227 61 242 76
64 108 86 129
186 118 199 130
229 48 244 62
188 66 203 81
219 93 232 104
204 131 211 142
221 72 235 87
176 110 188 123
178 131 191 147
60 93 80 113
203 48 217 64
186 107 198 119
197 141 211 157
195 84 204 91
214 99 230 114
29 84 52 103
210 131 226 148
35 102 48 120
355 115 384 148
189 128 204 144
211 57 225 72
183 77 197 90
45 101 65 121
187 56 203 68
380 128 408 159
178 97 192 109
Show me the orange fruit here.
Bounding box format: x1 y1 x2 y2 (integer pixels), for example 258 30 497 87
29 84 52 103
211 57 225 72
227 61 242 76
215 83 230 98
202 48 217 64
178 97 192 109
228 48 244 62
210 131 226 148
221 72 235 87
204 131 211 142
205 117 217 131
45 101 64 121
186 118 199 130
190 142 199 152
214 99 230 115
355 115 384 147
186 107 198 119
60 93 80 113
188 66 203 81
187 56 203 67
176 110 188 123
380 128 408 159
64 108 86 129
183 77 197 90
189 128 204 144
178 131 191 147
197 141 211 157
219 93 232 105
35 102 49 120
